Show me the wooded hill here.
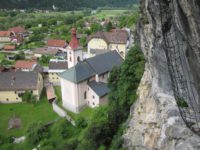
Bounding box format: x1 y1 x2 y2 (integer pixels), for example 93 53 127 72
0 0 139 10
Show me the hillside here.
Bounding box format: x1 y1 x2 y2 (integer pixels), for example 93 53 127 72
0 0 139 10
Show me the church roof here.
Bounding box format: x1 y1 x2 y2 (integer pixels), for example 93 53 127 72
59 62 95 83
86 50 123 75
88 81 110 97
60 50 123 83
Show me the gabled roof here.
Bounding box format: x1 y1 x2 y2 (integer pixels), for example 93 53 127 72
0 31 11 37
60 62 95 83
60 50 123 83
90 49 110 56
15 60 37 70
47 39 66 48
34 47 59 56
88 81 110 97
8 26 26 33
88 30 129 44
4 45 15 51
49 61 68 70
0 71 39 91
86 50 123 75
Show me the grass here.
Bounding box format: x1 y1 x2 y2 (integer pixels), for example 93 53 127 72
0 90 58 137
54 86 62 102
92 9 128 19
67 107 94 121
0 53 5 62
32 11 83 17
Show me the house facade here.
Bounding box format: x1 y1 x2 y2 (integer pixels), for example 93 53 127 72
48 59 68 85
0 31 11 43
60 50 123 113
0 71 43 103
88 30 129 58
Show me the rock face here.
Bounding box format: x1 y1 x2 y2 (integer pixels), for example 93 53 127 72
123 0 200 150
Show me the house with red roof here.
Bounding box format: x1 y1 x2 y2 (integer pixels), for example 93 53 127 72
8 26 27 36
0 31 11 43
3 45 16 51
9 26 28 44
15 60 42 73
47 39 67 51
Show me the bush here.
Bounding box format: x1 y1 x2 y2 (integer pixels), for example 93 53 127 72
26 122 49 147
75 117 88 128
176 97 188 108
22 90 36 103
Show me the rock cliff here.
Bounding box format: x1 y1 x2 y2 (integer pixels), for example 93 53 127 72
123 0 200 149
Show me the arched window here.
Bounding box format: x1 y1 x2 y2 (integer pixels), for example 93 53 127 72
69 56 72 62
84 91 87 99
77 56 80 62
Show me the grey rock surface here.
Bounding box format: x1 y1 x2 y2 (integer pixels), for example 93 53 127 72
123 0 200 150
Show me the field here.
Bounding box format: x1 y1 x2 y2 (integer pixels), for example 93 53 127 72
0 91 58 137
91 9 128 19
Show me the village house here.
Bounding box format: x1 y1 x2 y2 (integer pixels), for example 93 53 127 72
0 71 43 103
48 59 68 85
33 47 59 58
8 26 27 37
15 60 43 73
88 29 130 58
33 47 66 59
3 45 16 51
47 39 67 51
9 26 27 44
60 50 123 113
0 31 11 43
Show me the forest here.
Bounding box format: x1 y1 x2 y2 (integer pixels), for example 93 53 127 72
0 0 139 10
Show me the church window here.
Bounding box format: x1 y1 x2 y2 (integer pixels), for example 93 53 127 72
70 56 72 62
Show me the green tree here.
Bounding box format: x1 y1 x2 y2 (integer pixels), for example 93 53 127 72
14 51 25 60
26 122 49 147
106 21 113 32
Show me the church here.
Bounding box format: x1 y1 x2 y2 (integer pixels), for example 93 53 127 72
60 28 123 113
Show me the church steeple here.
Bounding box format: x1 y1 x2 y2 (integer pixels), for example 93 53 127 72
69 28 80 50
67 28 83 68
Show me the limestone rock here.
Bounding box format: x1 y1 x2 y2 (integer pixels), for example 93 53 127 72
123 0 200 149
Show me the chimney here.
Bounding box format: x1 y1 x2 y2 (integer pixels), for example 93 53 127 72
11 76 16 86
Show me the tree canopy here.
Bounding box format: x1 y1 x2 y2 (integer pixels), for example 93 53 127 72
0 0 139 10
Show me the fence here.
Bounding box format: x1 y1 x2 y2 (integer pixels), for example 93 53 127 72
158 0 200 135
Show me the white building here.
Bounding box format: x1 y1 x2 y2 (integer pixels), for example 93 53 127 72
60 50 123 113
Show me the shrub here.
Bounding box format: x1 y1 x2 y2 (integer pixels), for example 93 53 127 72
176 97 188 108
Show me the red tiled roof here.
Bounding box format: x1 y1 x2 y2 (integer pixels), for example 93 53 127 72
0 31 11 37
69 28 80 50
8 26 26 34
4 45 15 51
15 60 37 69
47 39 66 48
